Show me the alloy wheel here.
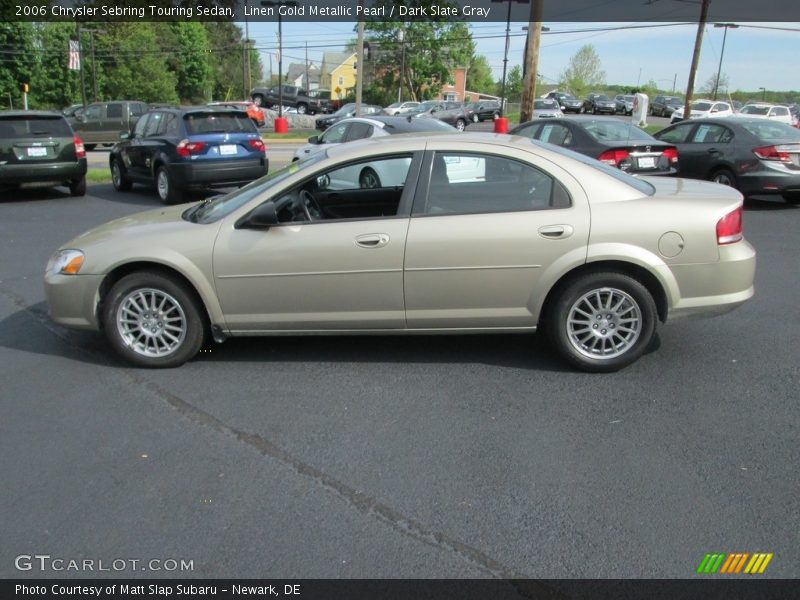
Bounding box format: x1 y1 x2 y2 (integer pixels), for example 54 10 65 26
566 287 642 360
116 288 187 358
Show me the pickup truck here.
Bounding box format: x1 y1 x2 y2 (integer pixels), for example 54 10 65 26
68 100 148 149
250 85 322 115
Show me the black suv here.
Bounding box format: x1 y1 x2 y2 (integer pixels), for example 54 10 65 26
465 100 502 123
109 106 268 204
650 96 684 118
0 111 87 196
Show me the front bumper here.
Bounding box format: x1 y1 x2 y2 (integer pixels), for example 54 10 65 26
44 272 103 330
168 157 268 189
667 240 756 319
0 158 87 185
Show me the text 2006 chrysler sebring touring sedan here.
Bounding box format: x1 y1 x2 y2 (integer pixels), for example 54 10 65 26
45 133 756 372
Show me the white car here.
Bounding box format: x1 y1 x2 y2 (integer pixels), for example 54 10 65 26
293 115 457 162
383 101 420 115
735 103 794 125
670 100 733 123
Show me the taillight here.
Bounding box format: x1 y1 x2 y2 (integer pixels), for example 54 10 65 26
598 149 630 166
716 206 743 245
753 145 791 162
661 147 679 164
73 135 85 159
248 139 265 152
176 139 206 158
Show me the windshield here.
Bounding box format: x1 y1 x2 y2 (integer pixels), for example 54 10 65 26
534 100 558 110
583 121 652 142
740 121 800 141
560 94 578 101
691 102 713 112
740 105 770 116
529 139 655 196
187 153 327 224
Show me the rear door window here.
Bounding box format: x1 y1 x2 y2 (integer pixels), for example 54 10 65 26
106 103 123 119
655 123 695 144
691 124 733 144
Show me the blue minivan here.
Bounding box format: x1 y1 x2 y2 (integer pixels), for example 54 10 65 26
109 106 268 204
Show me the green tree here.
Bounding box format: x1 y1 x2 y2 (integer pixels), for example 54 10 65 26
498 65 523 103
0 23 37 109
363 5 474 101
31 23 83 109
466 55 494 95
559 44 606 99
169 22 210 103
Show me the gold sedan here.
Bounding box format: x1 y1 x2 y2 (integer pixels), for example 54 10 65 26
44 133 756 372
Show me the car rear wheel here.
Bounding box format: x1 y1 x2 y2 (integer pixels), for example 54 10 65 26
472 114 479 123
455 118 466 132
69 176 86 197
710 168 738 189
84 144 96 151
155 166 182 205
103 272 206 368
359 167 381 189
111 158 132 192
546 272 657 372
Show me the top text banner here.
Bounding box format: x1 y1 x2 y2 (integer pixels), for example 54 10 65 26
6 0 800 22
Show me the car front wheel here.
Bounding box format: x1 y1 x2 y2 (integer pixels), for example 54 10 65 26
472 114 479 123
297 103 307 114
546 272 657 372
111 158 132 191
359 167 381 189
103 272 207 368
455 118 466 131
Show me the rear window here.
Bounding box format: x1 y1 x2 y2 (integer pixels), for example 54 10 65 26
740 121 800 141
583 121 652 142
183 112 255 134
0 115 72 137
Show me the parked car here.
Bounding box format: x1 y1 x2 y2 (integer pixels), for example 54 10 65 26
315 103 383 131
207 101 266 127
735 103 794 126
408 101 470 131
531 99 564 119
650 96 683 118
614 94 635 116
293 115 455 162
68 100 148 149
108 106 268 204
383 101 420 116
0 111 87 196
510 116 678 176
250 85 322 115
545 92 583 113
653 117 800 204
582 94 617 115
44 132 755 372
465 100 502 123
310 89 339 114
670 100 733 124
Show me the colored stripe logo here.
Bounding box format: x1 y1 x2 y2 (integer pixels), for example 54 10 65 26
696 552 773 574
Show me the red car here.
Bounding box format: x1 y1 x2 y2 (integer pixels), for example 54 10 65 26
207 101 266 128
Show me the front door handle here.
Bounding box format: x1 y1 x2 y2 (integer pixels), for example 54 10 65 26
355 233 390 248
538 225 574 239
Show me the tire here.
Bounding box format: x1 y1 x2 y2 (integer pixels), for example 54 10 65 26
252 94 264 106
155 166 183 205
102 271 206 368
455 118 466 132
710 168 738 189
84 144 96 151
472 114 479 123
69 175 86 196
493 112 500 120
592 107 597 115
297 103 307 114
579 106 585 114
783 192 800 205
545 272 658 372
110 158 132 192
359 167 381 189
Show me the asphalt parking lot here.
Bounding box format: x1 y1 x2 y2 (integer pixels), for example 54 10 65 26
1 178 798 579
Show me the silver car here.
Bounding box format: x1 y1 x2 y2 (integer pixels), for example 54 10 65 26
532 99 564 119
45 133 755 372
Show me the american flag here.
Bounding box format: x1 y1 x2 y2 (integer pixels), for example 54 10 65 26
68 40 80 71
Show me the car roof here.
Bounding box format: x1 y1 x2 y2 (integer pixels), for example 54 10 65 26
0 110 66 118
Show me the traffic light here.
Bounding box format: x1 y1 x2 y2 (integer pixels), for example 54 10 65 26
19 82 29 94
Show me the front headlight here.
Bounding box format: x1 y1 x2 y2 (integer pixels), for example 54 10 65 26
48 249 85 275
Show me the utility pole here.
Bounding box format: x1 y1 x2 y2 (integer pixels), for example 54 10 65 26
397 26 405 103
244 16 251 99
520 1 545 123
355 0 365 116
77 23 87 107
305 41 309 90
672 73 677 93
684 0 711 117
89 31 97 102
712 23 738 100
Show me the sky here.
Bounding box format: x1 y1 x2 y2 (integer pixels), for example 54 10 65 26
243 21 800 94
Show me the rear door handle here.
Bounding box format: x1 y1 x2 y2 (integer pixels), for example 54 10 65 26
538 225 574 239
355 233 390 248
707 147 721 154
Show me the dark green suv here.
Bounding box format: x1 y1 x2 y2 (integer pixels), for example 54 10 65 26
0 111 87 196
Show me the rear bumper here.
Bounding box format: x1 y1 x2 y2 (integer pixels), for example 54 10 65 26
738 169 800 197
0 159 87 184
667 240 756 319
168 157 268 189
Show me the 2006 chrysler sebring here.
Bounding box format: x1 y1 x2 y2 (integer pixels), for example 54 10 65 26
44 133 756 372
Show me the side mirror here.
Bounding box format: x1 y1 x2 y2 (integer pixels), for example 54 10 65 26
244 201 278 228
308 135 319 144
75 113 86 122
316 174 330 190
119 131 130 140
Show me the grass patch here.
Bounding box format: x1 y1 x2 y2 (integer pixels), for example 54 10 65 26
641 124 664 134
262 128 316 140
87 169 111 183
